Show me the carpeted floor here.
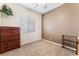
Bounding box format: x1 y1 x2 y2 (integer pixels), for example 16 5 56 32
0 40 77 56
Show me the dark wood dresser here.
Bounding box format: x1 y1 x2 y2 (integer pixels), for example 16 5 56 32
0 26 20 54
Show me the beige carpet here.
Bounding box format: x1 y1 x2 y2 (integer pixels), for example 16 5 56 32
0 40 77 56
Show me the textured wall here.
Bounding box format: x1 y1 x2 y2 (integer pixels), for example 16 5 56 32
43 3 79 44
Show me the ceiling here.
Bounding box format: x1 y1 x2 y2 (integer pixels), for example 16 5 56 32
20 3 64 14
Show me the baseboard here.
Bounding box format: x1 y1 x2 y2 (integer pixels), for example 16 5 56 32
43 39 61 46
21 39 43 47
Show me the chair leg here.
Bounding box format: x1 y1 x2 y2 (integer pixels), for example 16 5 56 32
62 35 64 48
76 50 78 55
62 45 64 48
76 42 78 55
76 51 78 55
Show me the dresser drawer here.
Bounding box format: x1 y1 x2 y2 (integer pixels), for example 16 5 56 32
1 30 20 35
7 40 20 45
0 42 8 53
6 40 20 50
0 27 19 30
1 33 20 41
0 27 20 34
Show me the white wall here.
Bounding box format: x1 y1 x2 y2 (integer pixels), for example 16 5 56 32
0 13 1 25
0 3 42 45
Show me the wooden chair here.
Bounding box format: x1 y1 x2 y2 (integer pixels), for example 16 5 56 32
62 35 79 54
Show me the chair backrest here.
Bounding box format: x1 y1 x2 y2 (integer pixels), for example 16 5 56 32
62 35 77 48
